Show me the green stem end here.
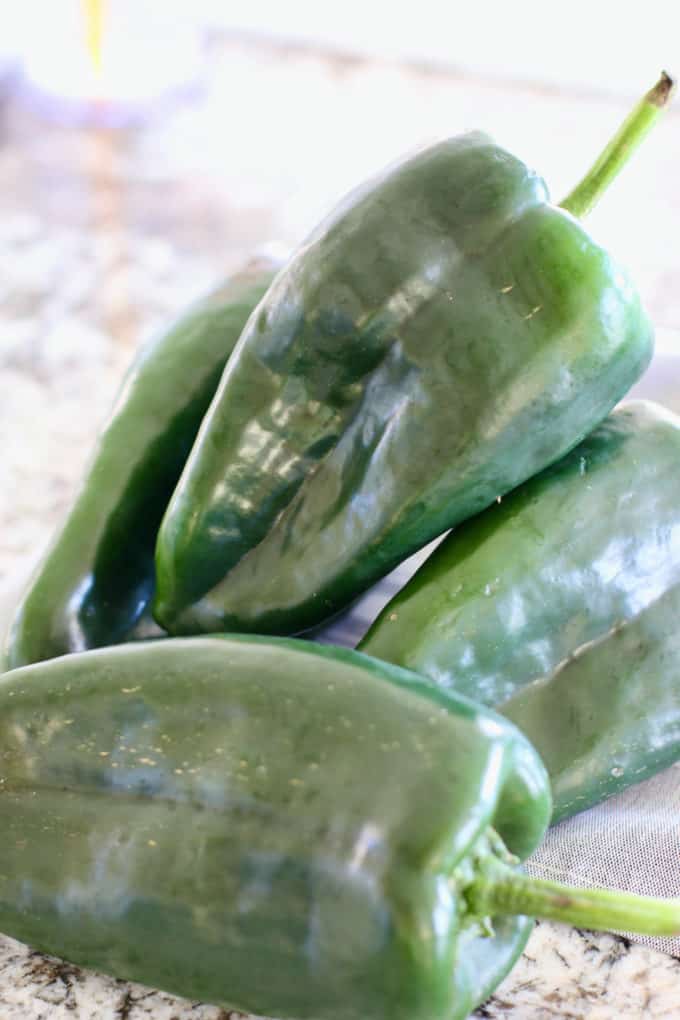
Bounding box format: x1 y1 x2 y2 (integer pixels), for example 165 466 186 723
468 863 680 937
559 70 675 219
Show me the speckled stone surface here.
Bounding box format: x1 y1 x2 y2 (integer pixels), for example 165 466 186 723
4 922 680 1019
2 34 680 1020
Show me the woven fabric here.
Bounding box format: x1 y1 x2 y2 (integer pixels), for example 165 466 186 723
526 766 680 955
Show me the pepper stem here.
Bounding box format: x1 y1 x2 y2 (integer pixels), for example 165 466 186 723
559 71 675 219
468 863 680 937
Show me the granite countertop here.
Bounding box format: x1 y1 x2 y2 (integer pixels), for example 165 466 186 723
2 35 680 1020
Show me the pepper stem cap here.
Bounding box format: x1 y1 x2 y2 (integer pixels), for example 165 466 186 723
559 71 675 219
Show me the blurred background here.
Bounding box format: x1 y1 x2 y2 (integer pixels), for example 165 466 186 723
1 0 679 594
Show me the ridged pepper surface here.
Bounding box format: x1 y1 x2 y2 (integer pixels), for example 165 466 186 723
154 105 663 637
360 401 680 822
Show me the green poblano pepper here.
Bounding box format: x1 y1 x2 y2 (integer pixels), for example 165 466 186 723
360 400 680 822
1 637 679 1019
152 77 673 639
4 257 280 670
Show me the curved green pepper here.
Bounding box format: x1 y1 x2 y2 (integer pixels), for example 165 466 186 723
1 637 679 1019
4 257 280 670
360 400 680 822
153 78 672 639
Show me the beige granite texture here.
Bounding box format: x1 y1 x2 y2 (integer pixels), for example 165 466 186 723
2 34 680 1020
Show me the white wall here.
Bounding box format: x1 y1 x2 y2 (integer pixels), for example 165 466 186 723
200 0 679 97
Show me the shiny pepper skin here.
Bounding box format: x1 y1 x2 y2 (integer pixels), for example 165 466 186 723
361 401 680 822
0 636 550 1020
153 133 653 639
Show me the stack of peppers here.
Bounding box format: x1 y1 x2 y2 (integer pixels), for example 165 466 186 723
2 74 680 1020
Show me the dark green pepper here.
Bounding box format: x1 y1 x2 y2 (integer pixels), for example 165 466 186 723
1 636 679 1019
152 76 673 640
360 400 680 822
4 256 280 670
